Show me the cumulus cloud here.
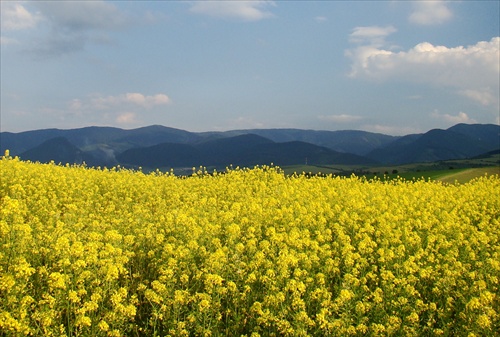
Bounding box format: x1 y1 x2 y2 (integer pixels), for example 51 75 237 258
347 33 500 107
35 1 128 56
69 99 83 111
62 92 170 127
189 1 276 22
459 89 497 107
348 25 397 45
431 111 477 124
345 26 398 76
409 0 453 25
116 112 138 125
32 1 127 32
90 93 171 109
318 114 363 123
0 2 41 30
1 1 132 56
1 2 41 45
126 93 170 106
348 38 500 85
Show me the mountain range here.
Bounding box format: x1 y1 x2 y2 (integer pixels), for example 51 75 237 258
1 123 498 169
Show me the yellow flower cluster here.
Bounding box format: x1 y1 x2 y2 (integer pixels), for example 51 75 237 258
1 154 499 336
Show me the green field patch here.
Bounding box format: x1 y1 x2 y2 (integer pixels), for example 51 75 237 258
436 167 500 184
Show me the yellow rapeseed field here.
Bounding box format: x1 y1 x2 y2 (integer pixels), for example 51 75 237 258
1 153 499 336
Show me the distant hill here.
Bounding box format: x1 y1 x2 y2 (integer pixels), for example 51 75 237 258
245 141 377 166
194 134 275 166
117 134 376 168
0 125 201 156
201 129 396 155
367 124 500 164
471 148 500 159
116 142 203 168
1 123 499 169
113 125 201 149
19 137 96 165
448 123 500 146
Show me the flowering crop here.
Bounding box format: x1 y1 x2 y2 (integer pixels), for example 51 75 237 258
1 154 499 336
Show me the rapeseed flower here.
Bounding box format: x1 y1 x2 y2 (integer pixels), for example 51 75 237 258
1 156 499 336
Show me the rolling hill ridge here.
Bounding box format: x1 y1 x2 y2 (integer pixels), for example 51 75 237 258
116 134 376 168
1 123 498 169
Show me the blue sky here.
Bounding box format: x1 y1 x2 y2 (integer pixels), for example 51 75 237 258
1 1 499 135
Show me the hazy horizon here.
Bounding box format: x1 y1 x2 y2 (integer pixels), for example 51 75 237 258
3 122 498 138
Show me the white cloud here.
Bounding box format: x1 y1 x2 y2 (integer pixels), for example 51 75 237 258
347 36 500 107
409 0 453 25
346 26 398 77
0 2 41 30
314 16 327 23
349 25 397 45
431 110 477 124
125 93 170 106
125 93 147 105
1 2 41 46
189 1 276 22
32 1 127 31
345 46 393 77
459 89 497 107
318 114 363 123
90 93 171 109
69 99 83 111
116 112 138 125
58 92 170 128
6 1 132 56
